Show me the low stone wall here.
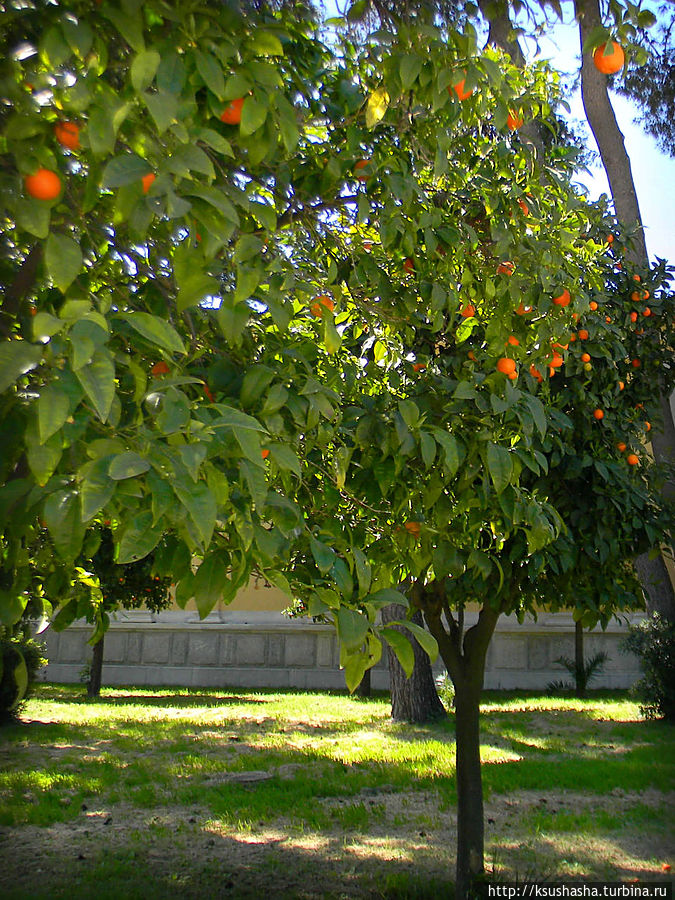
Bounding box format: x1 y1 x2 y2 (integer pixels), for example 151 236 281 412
39 609 644 691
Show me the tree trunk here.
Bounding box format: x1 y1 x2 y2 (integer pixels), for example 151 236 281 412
87 635 104 699
356 666 371 698
423 593 502 899
381 602 447 723
454 679 485 900
574 619 585 698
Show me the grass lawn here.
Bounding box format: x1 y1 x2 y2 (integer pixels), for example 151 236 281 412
0 686 673 899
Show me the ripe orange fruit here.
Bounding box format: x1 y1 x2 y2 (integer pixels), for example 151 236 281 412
548 367 556 377
496 357 516 375
203 384 215 402
549 353 563 369
617 442 626 452
627 453 639 466
578 329 589 340
142 173 156 194
581 352 591 363
645 421 651 432
529 364 543 382
618 381 624 390
151 361 170 376
354 159 370 181
515 302 531 316
518 199 529 215
631 291 641 302
643 290 650 300
507 109 524 131
552 288 570 307
404 257 415 273
220 97 245 124
460 304 476 318
450 77 473 101
404 521 421 537
593 408 604 420
412 362 426 372
570 334 577 342
606 234 614 243
589 300 598 311
467 350 476 361
54 120 80 151
497 261 515 275
24 168 61 200
643 307 651 317
631 358 641 368
507 335 519 346
363 242 373 251
508 371 518 380
633 274 641 282
605 316 611 323
552 342 568 351
593 42 625 75
261 449 270 459
630 311 638 323
311 295 335 316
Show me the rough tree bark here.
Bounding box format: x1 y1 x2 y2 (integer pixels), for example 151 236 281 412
87 636 104 699
381 602 447 722
421 583 502 900
575 0 675 620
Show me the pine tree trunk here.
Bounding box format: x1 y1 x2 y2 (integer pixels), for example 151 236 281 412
574 620 585 698
87 636 104 699
381 603 447 723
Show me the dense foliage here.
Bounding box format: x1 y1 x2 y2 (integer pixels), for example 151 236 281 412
622 612 675 720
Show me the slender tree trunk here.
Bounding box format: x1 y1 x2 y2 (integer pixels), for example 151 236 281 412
574 620 585 698
423 588 502 899
87 636 104 699
356 667 371 698
454 677 485 899
382 602 446 722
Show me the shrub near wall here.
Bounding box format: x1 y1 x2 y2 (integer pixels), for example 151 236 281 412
0 627 47 722
622 613 675 721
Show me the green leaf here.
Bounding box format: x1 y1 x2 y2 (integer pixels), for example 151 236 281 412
269 444 301 476
323 316 342 355
366 588 408 608
176 273 219 312
143 91 178 134
108 451 150 480
248 31 284 56
173 480 217 547
351 549 371 599
366 87 390 128
40 26 71 67
397 620 438 662
117 511 164 564
432 429 463 476
310 537 336 575
420 431 436 469
344 650 370 694
240 98 268 137
487 442 513 494
45 233 83 293
103 5 145 52
131 50 160 92
80 456 115 522
75 349 115 422
192 551 232 618
157 51 186 94
399 53 423 91
381 627 414 677
88 105 117 156
213 405 266 432
118 312 185 353
336 607 369 652
16 200 50 238
101 155 152 189
0 341 42 392
194 50 226 99
38 386 70 443
196 128 234 157
43 489 85 561
27 432 62 486
524 394 547 439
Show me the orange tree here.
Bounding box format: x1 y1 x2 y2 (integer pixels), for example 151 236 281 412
1 2 674 897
